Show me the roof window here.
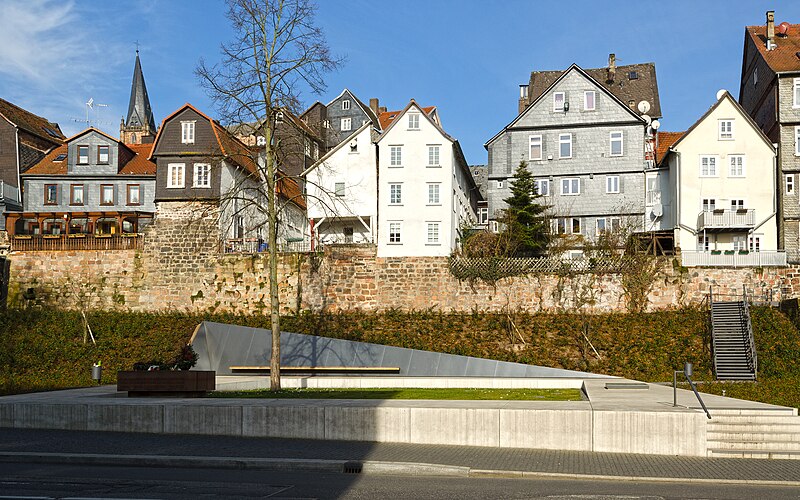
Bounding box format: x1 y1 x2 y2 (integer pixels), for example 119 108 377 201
54 153 67 162
628 71 639 80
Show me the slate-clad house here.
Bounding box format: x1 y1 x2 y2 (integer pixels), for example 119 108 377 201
486 56 661 254
301 89 381 150
8 127 156 248
151 103 307 251
0 98 65 229
739 11 800 259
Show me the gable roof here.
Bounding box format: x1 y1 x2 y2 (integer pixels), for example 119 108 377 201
655 131 684 164
378 105 436 130
301 121 373 177
23 140 156 176
63 126 121 144
0 98 64 146
377 100 451 143
523 61 661 118
326 88 379 125
745 24 800 74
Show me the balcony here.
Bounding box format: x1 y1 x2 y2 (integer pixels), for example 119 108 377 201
697 209 755 231
680 250 786 268
11 233 143 252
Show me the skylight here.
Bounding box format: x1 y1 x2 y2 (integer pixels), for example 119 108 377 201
43 127 61 138
54 153 67 162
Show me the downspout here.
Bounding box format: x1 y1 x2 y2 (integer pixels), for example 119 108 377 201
14 127 20 206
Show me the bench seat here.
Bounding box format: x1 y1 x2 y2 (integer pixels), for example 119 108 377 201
229 365 400 374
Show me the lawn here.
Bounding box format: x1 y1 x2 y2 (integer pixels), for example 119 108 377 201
210 387 584 401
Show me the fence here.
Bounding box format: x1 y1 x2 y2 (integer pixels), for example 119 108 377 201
222 238 313 254
680 251 786 268
11 234 143 252
449 255 632 281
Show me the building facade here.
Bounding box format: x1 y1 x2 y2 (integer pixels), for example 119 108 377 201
301 89 381 150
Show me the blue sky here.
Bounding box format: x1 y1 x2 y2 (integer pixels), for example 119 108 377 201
0 0 797 165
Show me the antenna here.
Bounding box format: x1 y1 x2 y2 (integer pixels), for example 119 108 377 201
637 100 651 114
71 97 113 129
716 89 728 100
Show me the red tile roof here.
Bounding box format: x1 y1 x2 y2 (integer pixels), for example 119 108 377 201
120 143 156 174
655 131 684 164
23 142 156 176
746 24 800 73
277 174 305 210
0 98 64 146
379 106 436 130
24 145 68 174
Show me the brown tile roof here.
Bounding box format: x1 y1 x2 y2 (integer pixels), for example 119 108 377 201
120 143 156 174
277 174 305 210
0 98 65 146
525 62 661 118
23 141 156 176
746 24 800 73
24 145 68 174
379 106 436 130
655 131 684 164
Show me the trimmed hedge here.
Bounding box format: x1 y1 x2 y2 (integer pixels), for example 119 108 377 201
0 306 797 408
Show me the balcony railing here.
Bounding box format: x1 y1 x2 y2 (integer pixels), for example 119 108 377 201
680 250 786 268
223 238 312 254
645 190 661 205
11 233 143 252
697 209 755 230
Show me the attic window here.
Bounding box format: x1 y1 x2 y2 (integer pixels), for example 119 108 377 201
628 71 638 80
43 127 60 138
54 153 67 162
796 51 800 60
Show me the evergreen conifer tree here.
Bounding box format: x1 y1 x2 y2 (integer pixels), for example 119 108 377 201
499 161 550 256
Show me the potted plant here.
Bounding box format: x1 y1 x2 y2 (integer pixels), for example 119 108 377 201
711 250 722 255
724 250 735 255
173 344 198 371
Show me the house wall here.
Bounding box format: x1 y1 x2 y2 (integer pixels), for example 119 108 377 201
23 176 156 213
326 90 372 147
0 119 18 195
739 34 779 141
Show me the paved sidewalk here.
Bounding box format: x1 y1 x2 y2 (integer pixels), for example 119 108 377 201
1 428 799 485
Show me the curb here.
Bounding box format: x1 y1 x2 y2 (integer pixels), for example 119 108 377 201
1 452 799 486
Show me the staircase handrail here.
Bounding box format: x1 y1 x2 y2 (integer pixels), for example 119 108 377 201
708 285 719 378
742 287 758 379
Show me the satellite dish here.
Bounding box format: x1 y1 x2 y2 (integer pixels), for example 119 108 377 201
778 22 790 36
651 204 663 218
651 120 661 131
716 89 728 100
642 114 652 125
637 100 651 114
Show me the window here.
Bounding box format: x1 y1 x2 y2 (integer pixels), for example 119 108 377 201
731 199 745 210
794 78 800 108
335 182 345 197
313 142 319 160
596 217 621 235
388 222 402 244
100 184 114 205
256 136 267 146
754 68 758 86
127 184 141 206
408 114 420 130
559 133 572 159
304 138 311 157
194 163 211 188
534 179 549 196
70 184 84 205
97 145 109 164
698 235 710 252
428 145 440 166
787 174 795 194
44 184 57 205
553 92 565 112
610 131 623 156
796 127 800 155
749 235 761 252
556 217 581 235
77 145 89 164
341 118 351 131
733 235 747 251
343 227 354 243
561 177 580 195
390 146 402 166
478 207 488 224
702 198 716 211
606 175 620 193
529 135 542 160
718 120 733 140
428 183 440 204
167 163 185 188
729 155 745 177
700 156 718 176
181 121 195 144
496 180 504 189
389 183 402 204
342 99 351 110
426 222 440 244
584 91 595 111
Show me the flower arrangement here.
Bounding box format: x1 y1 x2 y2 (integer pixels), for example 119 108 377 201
173 344 198 371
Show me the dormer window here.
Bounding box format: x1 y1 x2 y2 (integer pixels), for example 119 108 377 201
181 121 195 144
719 120 734 140
97 145 110 164
628 71 638 80
553 92 565 112
342 99 351 110
408 114 420 130
77 145 89 164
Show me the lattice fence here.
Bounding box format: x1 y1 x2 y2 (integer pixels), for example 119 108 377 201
449 255 630 281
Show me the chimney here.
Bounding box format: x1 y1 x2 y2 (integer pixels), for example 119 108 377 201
607 53 616 82
378 106 387 114
767 10 775 50
518 85 529 115
369 98 380 117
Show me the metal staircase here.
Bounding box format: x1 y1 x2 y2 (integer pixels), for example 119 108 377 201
710 287 757 381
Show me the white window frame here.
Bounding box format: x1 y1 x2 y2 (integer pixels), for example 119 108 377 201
731 199 745 210
77 145 89 164
426 222 440 245
342 99 351 110
478 207 488 224
181 121 195 144
193 163 211 188
698 234 710 252
559 133 572 159
428 145 440 166
341 118 351 131
702 198 716 211
389 183 402 205
496 180 504 189
749 234 762 252
700 155 718 177
388 221 402 244
606 175 620 193
167 163 185 189
334 182 345 197
787 174 795 194
534 179 549 196
718 120 734 140
595 217 621 235
609 131 623 157
583 91 595 111
729 155 745 177
733 234 747 251
390 146 402 167
794 78 800 108
98 145 110 164
561 177 580 195
100 184 114 205
408 114 420 130
795 126 800 156
427 183 441 205
553 92 565 112
529 135 542 161
556 217 581 235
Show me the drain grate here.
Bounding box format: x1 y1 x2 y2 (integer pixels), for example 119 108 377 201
343 461 363 474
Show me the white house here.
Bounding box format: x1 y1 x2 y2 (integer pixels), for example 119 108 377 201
302 121 379 245
376 100 480 257
662 91 780 266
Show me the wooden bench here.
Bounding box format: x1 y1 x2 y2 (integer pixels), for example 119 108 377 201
229 366 401 374
117 370 216 397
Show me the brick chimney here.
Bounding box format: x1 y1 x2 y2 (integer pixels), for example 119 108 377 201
607 53 616 83
369 98 380 117
766 10 775 50
518 84 529 114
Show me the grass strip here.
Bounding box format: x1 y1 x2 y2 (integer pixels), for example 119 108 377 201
210 387 583 400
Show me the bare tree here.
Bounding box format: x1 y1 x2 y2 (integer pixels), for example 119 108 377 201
196 0 342 390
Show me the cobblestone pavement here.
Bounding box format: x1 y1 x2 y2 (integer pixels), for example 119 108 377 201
1 428 799 483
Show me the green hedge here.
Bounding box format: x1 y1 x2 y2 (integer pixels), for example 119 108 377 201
0 306 797 408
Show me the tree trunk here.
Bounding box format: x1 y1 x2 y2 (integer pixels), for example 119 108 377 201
266 122 281 391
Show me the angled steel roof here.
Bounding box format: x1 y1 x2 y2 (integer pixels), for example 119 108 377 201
125 51 156 131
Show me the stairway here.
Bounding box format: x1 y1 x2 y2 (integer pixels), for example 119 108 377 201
710 301 756 380
707 409 800 459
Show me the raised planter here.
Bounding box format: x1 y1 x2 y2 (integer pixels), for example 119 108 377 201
117 370 215 397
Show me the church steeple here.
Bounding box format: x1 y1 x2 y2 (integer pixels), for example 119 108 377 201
120 50 156 144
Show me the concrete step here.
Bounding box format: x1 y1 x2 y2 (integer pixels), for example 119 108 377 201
707 431 800 441
708 449 800 459
706 439 800 451
709 423 800 433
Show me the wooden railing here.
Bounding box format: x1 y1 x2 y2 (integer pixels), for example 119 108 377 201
11 234 143 252
697 209 755 230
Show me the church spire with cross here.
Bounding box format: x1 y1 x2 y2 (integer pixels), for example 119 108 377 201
120 47 157 144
